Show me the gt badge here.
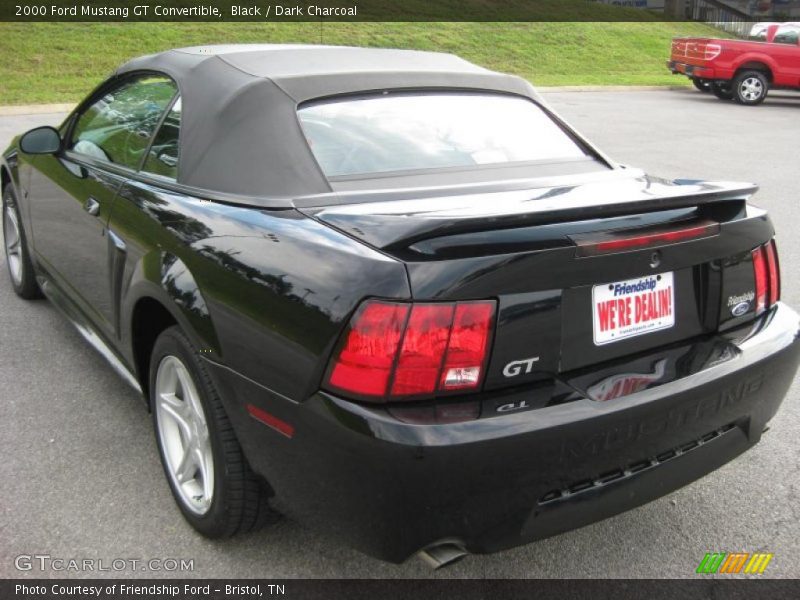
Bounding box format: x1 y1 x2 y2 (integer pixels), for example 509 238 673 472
503 357 540 378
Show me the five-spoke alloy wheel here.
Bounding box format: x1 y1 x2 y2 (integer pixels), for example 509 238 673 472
155 355 215 515
4 202 23 287
150 326 277 537
2 185 42 299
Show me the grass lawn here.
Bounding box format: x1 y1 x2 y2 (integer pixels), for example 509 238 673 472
0 20 727 105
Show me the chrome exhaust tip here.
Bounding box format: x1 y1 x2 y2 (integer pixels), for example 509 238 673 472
417 541 468 570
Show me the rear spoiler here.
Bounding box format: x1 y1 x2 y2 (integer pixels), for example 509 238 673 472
299 171 757 251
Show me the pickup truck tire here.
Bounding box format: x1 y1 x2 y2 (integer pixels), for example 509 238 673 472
733 70 769 105
711 83 734 100
150 325 279 538
693 78 711 92
2 185 42 300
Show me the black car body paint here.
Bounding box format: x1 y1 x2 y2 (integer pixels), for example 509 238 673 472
2 45 799 563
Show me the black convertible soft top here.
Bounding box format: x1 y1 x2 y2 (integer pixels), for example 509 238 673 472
116 45 544 202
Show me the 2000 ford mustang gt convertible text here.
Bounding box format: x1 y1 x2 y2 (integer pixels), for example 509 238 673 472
3 45 799 567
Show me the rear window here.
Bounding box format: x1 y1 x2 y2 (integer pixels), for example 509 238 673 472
298 93 588 178
774 30 799 45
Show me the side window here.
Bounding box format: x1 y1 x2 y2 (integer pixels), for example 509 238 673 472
775 31 799 45
142 97 181 180
69 75 177 169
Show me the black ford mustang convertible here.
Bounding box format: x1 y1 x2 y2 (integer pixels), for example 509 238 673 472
3 45 799 567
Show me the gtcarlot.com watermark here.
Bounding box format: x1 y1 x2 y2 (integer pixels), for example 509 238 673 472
14 554 194 573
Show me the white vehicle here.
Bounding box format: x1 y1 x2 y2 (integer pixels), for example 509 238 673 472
750 21 800 40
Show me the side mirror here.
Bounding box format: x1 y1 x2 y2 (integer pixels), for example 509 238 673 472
19 126 62 155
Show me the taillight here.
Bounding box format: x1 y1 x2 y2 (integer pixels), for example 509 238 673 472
704 43 722 60
439 303 495 391
391 304 454 396
325 299 496 402
327 301 409 397
752 239 780 315
765 240 780 305
752 246 768 314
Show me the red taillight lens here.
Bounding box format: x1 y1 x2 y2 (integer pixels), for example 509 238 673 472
440 303 495 391
390 304 454 396
765 240 780 305
752 245 768 315
751 240 781 316
704 43 722 60
325 299 496 402
327 301 409 397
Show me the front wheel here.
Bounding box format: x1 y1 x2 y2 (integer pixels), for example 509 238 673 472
711 83 734 101
733 70 769 105
150 326 278 537
2 185 42 299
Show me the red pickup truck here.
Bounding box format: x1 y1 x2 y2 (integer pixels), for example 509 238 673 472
667 28 800 105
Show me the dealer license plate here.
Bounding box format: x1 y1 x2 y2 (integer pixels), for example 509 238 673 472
592 272 675 345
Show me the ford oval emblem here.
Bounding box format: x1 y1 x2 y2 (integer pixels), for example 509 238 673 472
732 301 750 317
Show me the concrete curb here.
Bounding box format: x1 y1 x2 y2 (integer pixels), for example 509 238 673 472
0 103 75 116
0 86 692 116
538 85 690 93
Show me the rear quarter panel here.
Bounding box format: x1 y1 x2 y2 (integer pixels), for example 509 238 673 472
727 48 780 81
109 179 411 403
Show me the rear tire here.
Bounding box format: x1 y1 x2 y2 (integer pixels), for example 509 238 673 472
150 325 279 538
711 83 734 101
733 70 769 105
2 185 42 299
692 78 711 93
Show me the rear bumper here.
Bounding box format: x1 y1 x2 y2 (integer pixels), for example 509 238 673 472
667 60 718 80
211 303 800 563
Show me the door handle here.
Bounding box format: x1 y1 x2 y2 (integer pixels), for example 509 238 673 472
84 197 100 216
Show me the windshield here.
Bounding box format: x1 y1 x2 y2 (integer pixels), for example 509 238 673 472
298 93 588 178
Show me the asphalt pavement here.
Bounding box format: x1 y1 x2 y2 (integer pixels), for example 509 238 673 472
1 88 799 578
